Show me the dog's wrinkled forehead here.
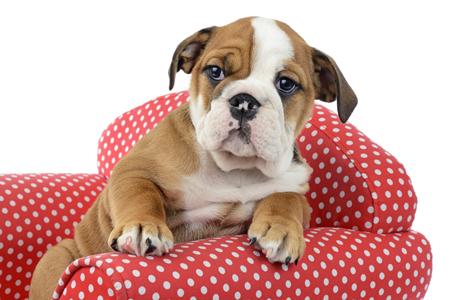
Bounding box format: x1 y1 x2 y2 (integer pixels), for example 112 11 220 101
250 18 294 79
199 17 310 95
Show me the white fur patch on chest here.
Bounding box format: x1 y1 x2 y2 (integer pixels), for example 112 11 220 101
179 152 310 224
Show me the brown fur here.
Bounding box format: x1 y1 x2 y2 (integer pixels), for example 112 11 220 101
30 17 357 300
249 192 311 260
182 18 255 112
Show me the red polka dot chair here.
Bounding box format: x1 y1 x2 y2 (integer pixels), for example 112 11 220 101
1 91 432 300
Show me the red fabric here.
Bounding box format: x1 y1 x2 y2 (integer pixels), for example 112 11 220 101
0 91 432 300
97 92 188 179
55 233 431 300
302 105 418 234
0 173 107 300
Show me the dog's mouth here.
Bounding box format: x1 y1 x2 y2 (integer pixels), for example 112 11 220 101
224 122 252 145
217 119 259 159
196 98 290 166
198 104 294 177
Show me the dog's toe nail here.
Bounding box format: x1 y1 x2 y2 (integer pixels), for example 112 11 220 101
265 248 273 258
249 237 257 246
163 242 170 254
126 236 132 245
295 258 299 266
145 245 157 254
110 238 118 251
145 238 156 254
285 256 291 265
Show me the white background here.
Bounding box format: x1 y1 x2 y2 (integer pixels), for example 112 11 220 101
0 1 448 298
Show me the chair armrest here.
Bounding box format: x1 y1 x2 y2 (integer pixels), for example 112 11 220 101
54 231 432 300
299 105 417 234
0 173 107 299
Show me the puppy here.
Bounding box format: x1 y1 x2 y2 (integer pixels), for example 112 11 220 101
30 17 357 300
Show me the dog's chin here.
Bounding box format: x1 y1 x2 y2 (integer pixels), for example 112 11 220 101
221 129 258 158
209 148 293 179
210 149 259 172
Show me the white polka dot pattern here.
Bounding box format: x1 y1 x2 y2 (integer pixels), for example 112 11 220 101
0 173 107 300
97 92 189 179
0 91 432 299
300 105 418 234
53 232 431 300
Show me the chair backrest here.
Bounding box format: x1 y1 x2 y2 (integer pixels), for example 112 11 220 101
97 91 189 178
97 91 418 235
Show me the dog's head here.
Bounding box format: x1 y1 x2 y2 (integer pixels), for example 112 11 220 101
169 17 357 178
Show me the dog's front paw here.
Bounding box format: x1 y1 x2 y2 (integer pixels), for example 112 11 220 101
248 215 305 266
108 219 174 257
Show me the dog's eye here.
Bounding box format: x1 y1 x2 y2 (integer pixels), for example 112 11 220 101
208 66 225 81
276 77 298 94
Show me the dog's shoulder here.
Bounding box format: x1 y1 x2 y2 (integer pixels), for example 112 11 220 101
110 102 200 192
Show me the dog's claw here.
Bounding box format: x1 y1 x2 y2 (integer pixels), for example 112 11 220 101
163 242 170 254
285 256 291 265
249 237 257 246
145 246 156 255
264 248 273 258
295 258 299 266
145 238 156 254
110 238 119 252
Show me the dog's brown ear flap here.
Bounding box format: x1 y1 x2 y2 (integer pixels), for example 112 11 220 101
168 27 215 90
312 48 358 123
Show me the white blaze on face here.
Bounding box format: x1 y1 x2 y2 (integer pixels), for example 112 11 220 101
250 17 294 87
195 17 297 178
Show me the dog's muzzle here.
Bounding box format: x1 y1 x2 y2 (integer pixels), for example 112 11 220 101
229 93 261 126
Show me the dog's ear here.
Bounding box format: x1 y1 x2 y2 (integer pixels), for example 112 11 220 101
312 48 358 123
169 27 216 90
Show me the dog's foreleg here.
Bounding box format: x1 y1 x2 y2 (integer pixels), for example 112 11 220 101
248 192 310 265
106 177 174 257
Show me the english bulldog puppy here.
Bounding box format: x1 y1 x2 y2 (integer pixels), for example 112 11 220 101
30 17 357 300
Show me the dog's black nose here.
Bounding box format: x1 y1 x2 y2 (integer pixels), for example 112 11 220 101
229 93 261 110
229 93 260 125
